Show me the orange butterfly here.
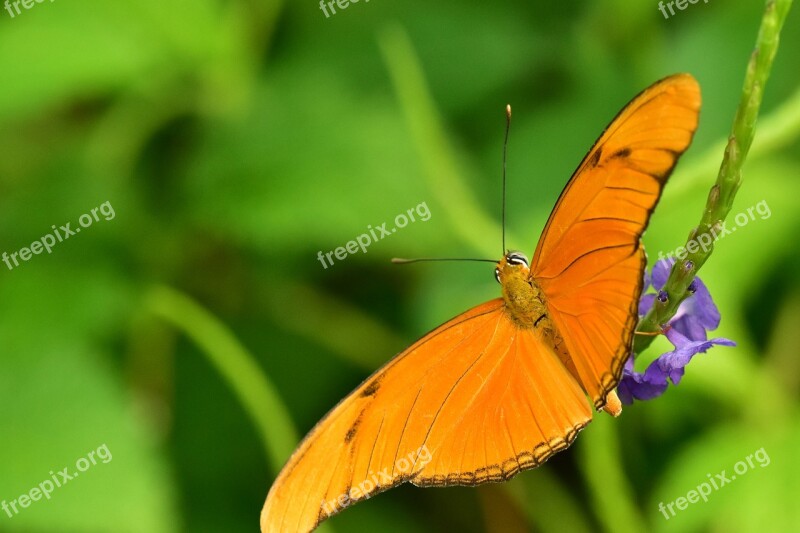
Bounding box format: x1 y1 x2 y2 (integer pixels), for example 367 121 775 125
261 73 701 532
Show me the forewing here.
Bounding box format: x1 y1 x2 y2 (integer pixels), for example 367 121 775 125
530 74 701 408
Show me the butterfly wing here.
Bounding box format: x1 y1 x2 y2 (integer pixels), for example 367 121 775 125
261 299 592 532
530 73 701 408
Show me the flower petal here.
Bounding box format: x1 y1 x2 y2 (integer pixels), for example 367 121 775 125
685 277 721 330
639 293 656 317
651 258 674 289
671 314 709 342
618 329 736 404
628 261 735 404
618 356 669 404
662 328 736 385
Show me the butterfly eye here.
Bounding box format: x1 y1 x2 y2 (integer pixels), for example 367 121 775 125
506 252 529 268
494 267 501 283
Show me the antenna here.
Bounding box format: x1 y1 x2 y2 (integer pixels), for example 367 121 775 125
502 104 511 255
391 106 512 269
391 257 496 265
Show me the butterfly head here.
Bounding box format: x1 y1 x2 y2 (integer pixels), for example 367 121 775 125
495 251 530 284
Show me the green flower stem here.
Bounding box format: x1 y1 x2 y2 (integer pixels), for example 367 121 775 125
145 284 298 473
634 0 793 354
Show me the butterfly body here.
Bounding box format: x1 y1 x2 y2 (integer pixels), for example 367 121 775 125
261 74 701 533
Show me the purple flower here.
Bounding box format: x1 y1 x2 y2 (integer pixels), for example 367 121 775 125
618 259 735 405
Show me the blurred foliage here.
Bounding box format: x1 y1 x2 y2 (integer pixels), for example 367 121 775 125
0 1 798 532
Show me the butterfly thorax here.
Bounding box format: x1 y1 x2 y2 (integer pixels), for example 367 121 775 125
496 252 551 331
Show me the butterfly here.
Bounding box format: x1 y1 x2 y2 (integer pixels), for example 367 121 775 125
261 73 701 532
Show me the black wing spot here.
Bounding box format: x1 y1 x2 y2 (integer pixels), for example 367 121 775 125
361 380 380 397
345 425 358 444
588 147 602 167
613 147 631 159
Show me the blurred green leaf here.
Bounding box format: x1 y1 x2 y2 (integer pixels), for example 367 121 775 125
0 263 178 532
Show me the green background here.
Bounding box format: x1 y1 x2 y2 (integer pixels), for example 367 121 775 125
0 1 798 532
